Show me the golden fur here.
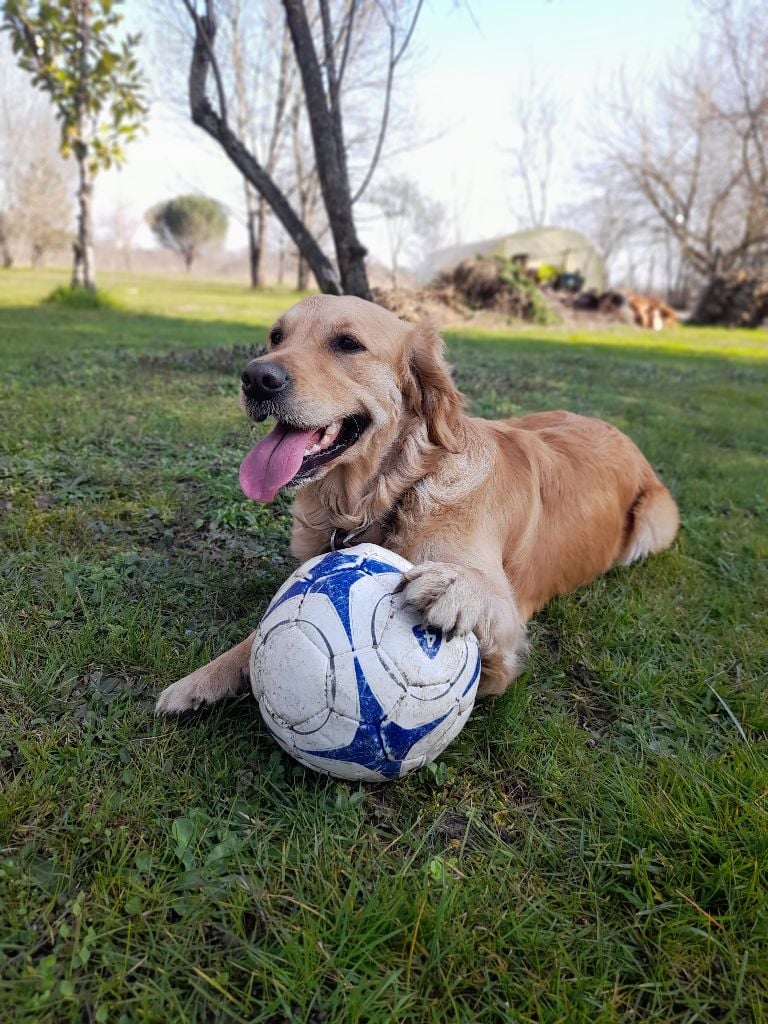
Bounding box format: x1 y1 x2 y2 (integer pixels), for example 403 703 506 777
627 291 678 330
156 295 679 713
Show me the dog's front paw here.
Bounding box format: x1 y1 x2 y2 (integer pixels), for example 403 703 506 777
399 561 485 638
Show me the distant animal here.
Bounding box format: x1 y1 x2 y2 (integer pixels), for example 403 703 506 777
627 292 677 330
156 295 679 714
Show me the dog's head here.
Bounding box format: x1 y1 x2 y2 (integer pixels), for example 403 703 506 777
238 295 463 504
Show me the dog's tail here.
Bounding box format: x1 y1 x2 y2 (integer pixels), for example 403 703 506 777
620 483 680 566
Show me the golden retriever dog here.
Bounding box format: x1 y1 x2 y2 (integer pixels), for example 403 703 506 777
156 295 679 714
627 292 678 330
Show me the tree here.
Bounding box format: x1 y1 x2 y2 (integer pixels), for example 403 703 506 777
372 175 447 287
0 214 12 268
508 70 563 229
20 146 73 266
179 0 424 298
148 0 299 288
99 195 141 271
588 0 768 291
228 0 294 288
289 89 324 290
0 37 73 267
147 194 228 270
2 0 147 290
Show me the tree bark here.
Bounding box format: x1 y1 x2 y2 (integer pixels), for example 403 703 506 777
244 182 260 288
290 96 323 292
229 0 271 290
186 7 342 296
71 1 95 291
297 252 309 290
255 196 270 288
0 219 13 268
71 152 95 290
281 0 371 299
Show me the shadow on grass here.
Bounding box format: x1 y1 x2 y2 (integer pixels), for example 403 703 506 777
0 304 271 366
2 299 768 370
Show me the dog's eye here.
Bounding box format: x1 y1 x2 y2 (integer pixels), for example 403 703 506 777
331 334 365 353
270 328 283 347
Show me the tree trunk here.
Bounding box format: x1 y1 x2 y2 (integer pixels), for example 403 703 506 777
297 252 309 290
390 257 398 289
296 179 310 291
187 10 342 296
282 0 371 300
71 153 95 291
255 196 270 288
0 221 12 268
71 0 95 291
244 182 260 288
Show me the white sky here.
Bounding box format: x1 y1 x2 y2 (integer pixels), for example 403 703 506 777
94 0 699 265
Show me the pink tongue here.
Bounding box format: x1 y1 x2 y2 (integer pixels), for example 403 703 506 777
239 423 321 502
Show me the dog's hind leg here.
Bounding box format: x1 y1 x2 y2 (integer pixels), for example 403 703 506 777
620 484 679 566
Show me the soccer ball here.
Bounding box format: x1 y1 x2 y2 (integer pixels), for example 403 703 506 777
249 543 481 781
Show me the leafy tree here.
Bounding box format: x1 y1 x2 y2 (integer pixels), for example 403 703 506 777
2 0 147 290
147 194 228 271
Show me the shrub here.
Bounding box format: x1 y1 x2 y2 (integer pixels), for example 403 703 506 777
45 285 120 310
433 255 559 325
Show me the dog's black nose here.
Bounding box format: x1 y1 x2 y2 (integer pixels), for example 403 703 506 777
241 360 289 400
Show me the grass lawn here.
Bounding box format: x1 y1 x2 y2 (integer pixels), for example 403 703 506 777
1 267 767 1024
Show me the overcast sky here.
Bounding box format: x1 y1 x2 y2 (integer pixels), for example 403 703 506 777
96 0 698 264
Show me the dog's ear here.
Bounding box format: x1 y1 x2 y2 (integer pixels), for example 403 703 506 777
403 320 464 453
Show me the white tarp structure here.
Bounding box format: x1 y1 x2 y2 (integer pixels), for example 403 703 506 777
420 226 605 291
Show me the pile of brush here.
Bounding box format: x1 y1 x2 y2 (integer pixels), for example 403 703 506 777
432 255 556 324
691 273 768 328
370 286 465 324
372 255 557 325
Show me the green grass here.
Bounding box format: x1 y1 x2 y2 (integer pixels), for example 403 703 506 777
1 267 767 1023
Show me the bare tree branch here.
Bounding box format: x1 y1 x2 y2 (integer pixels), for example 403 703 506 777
178 0 423 297
335 0 358 89
181 0 228 123
584 2 768 286
282 0 370 296
507 69 561 228
184 1 342 292
351 0 425 204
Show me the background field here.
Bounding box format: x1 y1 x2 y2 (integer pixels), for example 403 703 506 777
1 269 767 1023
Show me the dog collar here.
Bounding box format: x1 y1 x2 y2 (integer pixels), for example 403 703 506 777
327 492 408 553
329 523 373 551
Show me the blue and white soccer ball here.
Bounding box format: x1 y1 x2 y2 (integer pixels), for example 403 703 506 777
249 543 481 781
